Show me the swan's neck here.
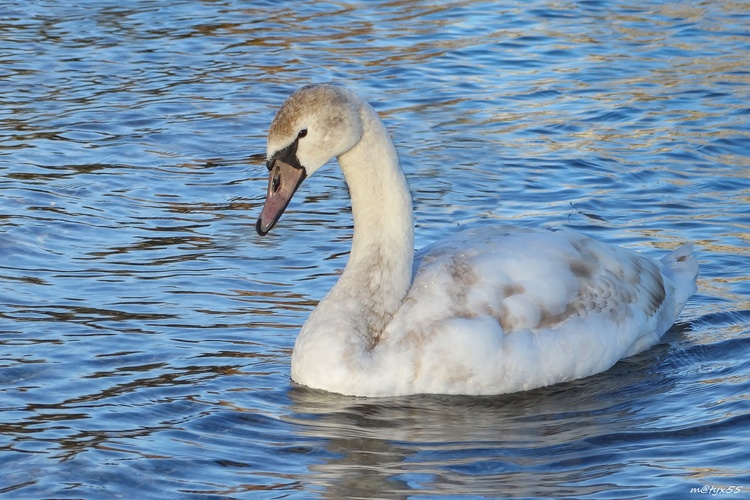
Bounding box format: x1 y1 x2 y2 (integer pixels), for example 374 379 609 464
336 103 414 337
292 102 413 380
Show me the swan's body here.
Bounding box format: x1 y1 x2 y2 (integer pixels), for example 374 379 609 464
257 84 698 397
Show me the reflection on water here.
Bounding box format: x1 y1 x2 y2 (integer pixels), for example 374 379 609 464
1 0 749 498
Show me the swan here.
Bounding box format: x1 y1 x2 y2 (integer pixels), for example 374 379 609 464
256 84 698 397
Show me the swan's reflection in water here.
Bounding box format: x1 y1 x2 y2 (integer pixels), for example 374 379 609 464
282 341 678 498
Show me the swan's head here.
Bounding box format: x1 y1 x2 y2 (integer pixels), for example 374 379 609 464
256 84 364 235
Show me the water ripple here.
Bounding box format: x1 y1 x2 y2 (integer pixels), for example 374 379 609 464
2 0 749 498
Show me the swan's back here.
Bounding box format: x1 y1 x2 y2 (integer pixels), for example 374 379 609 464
373 225 698 396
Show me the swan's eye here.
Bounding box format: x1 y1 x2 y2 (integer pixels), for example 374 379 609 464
297 129 308 139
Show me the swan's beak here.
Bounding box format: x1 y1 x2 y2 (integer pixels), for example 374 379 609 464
256 159 307 236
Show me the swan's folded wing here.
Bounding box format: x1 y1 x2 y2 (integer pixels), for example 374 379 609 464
391 225 675 347
373 225 693 394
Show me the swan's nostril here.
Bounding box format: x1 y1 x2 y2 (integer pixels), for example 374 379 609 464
272 173 281 192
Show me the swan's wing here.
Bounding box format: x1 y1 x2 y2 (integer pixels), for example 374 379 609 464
378 224 687 394
404 224 672 334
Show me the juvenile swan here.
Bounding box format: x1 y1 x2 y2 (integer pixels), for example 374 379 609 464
256 84 698 397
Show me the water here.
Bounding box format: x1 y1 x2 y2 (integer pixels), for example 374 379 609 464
1 0 749 497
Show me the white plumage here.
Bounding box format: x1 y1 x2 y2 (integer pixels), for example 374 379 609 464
257 84 698 397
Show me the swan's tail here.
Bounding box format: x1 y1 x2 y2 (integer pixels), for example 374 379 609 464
661 243 699 313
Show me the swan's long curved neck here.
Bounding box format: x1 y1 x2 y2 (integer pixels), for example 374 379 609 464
298 101 413 351
339 103 414 306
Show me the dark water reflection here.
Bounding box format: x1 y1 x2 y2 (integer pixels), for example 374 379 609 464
2 0 749 498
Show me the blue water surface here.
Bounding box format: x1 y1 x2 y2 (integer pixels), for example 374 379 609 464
1 0 749 498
